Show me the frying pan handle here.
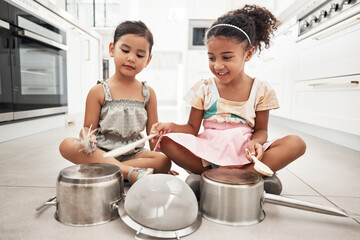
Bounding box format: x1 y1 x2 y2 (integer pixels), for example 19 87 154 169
35 196 56 211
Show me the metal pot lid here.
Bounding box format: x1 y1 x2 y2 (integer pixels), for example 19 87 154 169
203 168 261 185
58 163 121 184
119 174 201 239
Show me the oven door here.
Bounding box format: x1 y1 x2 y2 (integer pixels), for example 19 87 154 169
0 19 13 122
11 30 68 120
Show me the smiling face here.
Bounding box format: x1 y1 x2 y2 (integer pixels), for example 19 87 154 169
207 36 254 85
109 34 152 79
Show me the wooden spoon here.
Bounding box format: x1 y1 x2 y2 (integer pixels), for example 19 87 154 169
245 149 274 176
103 134 157 158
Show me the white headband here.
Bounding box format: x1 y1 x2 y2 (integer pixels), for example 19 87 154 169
209 23 252 45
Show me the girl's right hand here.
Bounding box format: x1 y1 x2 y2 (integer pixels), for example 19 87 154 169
150 122 174 143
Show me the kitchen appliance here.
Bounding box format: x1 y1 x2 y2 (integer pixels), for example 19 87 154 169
0 0 68 123
36 163 124 226
188 19 213 49
116 174 202 239
0 0 12 122
297 0 360 38
200 168 357 226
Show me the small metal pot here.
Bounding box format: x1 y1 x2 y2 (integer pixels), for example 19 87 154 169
200 168 265 226
200 168 352 227
36 163 124 226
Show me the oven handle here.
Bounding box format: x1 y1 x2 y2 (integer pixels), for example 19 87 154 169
0 19 10 30
18 30 68 51
312 14 360 41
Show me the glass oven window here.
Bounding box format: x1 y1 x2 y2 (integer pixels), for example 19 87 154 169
19 39 64 96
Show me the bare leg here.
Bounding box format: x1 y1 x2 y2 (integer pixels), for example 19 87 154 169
121 151 172 174
59 137 171 183
160 136 211 174
242 135 306 175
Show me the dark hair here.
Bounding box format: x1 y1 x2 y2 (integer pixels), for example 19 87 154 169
113 20 154 54
206 5 280 53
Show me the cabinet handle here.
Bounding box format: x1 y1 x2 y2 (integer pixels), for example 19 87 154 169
309 81 359 87
19 30 68 51
313 15 360 40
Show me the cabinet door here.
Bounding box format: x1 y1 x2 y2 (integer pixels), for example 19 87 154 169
67 28 100 115
292 75 360 135
81 35 100 102
66 28 84 115
247 24 298 118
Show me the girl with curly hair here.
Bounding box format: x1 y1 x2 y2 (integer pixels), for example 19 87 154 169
151 5 306 194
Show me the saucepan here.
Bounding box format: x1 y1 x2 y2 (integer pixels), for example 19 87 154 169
200 168 359 226
36 163 124 226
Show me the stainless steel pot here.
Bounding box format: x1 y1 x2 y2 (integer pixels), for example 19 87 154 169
200 168 265 226
36 163 124 226
200 168 355 226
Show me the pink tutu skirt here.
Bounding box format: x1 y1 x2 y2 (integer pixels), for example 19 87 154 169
155 120 277 167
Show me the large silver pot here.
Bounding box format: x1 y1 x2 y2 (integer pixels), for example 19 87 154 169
200 168 352 226
36 163 124 226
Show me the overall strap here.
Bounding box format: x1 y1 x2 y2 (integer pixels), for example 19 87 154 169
142 81 150 107
101 80 112 101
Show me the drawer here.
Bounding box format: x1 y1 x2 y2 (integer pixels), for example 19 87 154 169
295 14 360 81
292 75 360 135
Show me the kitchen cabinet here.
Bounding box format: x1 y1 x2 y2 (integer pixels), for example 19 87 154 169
246 8 360 137
66 27 100 119
292 75 360 135
247 22 298 119
292 13 360 135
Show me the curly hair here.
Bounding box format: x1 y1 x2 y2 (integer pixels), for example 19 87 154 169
206 5 280 53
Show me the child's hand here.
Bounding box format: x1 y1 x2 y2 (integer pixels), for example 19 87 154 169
78 125 98 155
150 122 174 143
245 140 264 161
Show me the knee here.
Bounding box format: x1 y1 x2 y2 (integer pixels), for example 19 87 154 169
156 153 172 173
59 138 76 160
286 135 306 157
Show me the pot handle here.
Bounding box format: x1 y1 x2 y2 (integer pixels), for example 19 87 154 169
35 196 56 211
110 194 126 210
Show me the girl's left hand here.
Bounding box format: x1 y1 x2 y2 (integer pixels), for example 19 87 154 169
246 140 264 161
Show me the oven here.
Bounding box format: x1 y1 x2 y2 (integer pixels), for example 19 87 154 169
0 0 12 122
0 1 67 123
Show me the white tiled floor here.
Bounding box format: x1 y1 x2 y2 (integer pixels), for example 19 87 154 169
0 108 359 240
